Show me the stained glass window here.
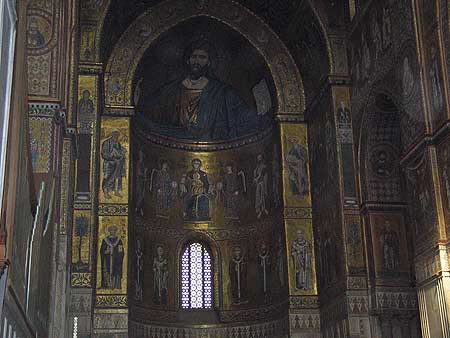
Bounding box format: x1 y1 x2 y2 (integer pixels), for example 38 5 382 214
181 242 212 309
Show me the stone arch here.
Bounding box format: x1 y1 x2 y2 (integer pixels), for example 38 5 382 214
298 0 334 74
95 0 113 61
302 0 333 74
104 0 305 114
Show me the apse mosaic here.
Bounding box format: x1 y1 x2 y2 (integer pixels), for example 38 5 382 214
82 0 315 334
133 133 279 226
22 0 445 334
134 17 276 142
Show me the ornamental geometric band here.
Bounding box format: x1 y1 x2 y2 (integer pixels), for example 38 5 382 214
181 242 212 309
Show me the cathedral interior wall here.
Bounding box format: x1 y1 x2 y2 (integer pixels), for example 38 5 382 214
0 0 449 338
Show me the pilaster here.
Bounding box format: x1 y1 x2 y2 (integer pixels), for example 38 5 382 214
277 114 320 338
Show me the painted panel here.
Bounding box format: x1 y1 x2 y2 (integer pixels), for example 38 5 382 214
77 75 97 133
76 75 98 201
71 210 92 273
96 215 128 296
280 123 311 208
333 87 357 203
308 98 345 292
27 0 61 97
344 215 365 274
369 212 409 276
405 152 439 245
80 25 96 62
285 219 317 296
29 117 52 173
99 118 130 204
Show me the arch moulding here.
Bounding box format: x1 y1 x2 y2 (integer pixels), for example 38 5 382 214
104 0 305 115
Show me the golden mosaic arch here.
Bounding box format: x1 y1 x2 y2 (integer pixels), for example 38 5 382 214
104 0 305 114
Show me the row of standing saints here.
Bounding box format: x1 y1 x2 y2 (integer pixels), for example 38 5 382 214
131 229 313 305
97 224 314 302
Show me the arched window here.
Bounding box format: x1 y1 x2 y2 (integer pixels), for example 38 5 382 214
181 242 212 309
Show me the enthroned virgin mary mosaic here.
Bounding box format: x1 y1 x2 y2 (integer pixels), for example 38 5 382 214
134 17 276 141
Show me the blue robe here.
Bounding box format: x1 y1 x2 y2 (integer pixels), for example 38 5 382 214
137 78 269 141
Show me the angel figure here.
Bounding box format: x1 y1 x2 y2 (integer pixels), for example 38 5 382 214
150 161 176 218
217 163 246 219
135 150 148 216
254 154 269 218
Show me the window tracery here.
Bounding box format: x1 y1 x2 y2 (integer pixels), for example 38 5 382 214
181 242 212 309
